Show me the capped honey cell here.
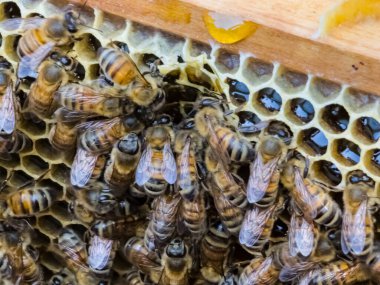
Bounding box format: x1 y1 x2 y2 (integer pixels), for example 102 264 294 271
310 77 341 103
243 57 274 85
215 49 240 74
275 67 308 93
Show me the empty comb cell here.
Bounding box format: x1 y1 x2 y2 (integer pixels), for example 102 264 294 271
298 127 328 156
320 104 349 133
226 77 250 106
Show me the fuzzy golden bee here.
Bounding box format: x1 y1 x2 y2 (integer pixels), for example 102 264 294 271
239 256 279 285
159 238 192 285
26 59 68 118
180 191 207 239
79 115 143 154
200 221 231 283
104 133 141 190
49 107 81 151
174 128 203 201
341 172 375 258
281 153 342 227
247 136 287 207
55 83 135 118
135 123 177 196
0 5 81 78
205 147 247 209
144 191 182 251
195 104 254 166
70 148 107 188
98 47 163 107
239 202 283 256
0 130 31 159
3 185 61 218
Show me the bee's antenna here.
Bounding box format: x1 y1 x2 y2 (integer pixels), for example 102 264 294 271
78 23 103 33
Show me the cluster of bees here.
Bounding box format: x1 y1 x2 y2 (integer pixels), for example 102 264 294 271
0 2 378 285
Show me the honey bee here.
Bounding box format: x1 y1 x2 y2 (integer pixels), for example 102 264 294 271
122 237 162 283
135 124 177 196
200 221 231 283
20 244 44 284
159 238 192 285
3 185 61 217
26 59 68 118
87 235 117 276
341 174 375 258
0 57 16 136
49 107 81 151
209 183 244 237
238 256 279 285
0 130 31 159
55 83 135 118
239 202 283 256
79 115 143 154
174 128 203 201
205 148 247 209
247 136 287 207
57 228 88 272
288 211 316 258
69 200 95 224
195 105 254 166
90 215 145 240
0 6 81 78
49 51 85 81
70 147 107 188
271 236 336 282
74 183 117 215
180 191 207 239
97 47 162 106
281 153 342 227
144 191 182 251
104 133 141 190
298 261 369 285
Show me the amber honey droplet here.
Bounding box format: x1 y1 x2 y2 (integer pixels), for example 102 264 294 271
156 0 191 24
301 128 328 155
336 139 361 165
317 0 380 36
226 78 250 106
357 117 380 143
256 88 282 113
203 12 258 44
290 98 315 124
321 104 349 133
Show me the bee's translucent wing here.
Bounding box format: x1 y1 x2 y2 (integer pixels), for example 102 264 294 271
289 213 314 257
135 145 153 186
162 141 177 184
88 235 113 271
294 168 317 221
18 41 55 78
247 153 278 203
342 200 367 255
0 17 45 32
178 138 197 192
0 83 15 135
239 206 274 247
246 256 277 285
70 148 98 187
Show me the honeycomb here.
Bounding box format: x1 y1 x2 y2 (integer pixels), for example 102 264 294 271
0 0 378 284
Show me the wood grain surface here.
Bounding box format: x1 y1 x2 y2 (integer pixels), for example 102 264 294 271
69 0 380 96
